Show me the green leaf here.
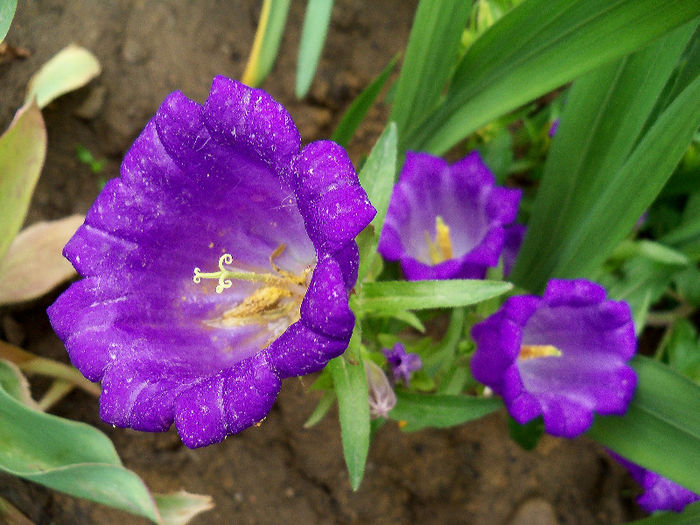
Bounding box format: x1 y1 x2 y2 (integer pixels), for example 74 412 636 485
0 215 83 305
241 0 291 87
508 415 544 451
627 501 700 525
588 356 700 494
328 329 369 490
666 319 700 383
546 74 700 284
389 0 472 137
0 361 211 523
0 0 17 43
403 0 700 154
25 44 101 109
332 54 399 148
303 390 336 428
0 360 37 409
355 279 512 315
295 0 334 98
389 391 503 432
511 21 700 290
356 123 397 284
0 101 46 261
153 491 214 525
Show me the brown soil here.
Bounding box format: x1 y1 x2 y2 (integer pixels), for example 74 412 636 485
1 1 645 524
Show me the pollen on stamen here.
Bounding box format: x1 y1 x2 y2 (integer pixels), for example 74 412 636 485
519 344 562 360
425 215 454 265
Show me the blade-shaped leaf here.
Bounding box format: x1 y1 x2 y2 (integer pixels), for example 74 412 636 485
332 54 399 148
355 279 512 315
153 491 214 525
25 44 101 109
389 391 503 432
356 123 397 284
295 0 334 98
241 0 291 87
0 361 211 523
389 0 472 137
328 328 369 491
0 215 84 305
0 100 46 261
545 73 700 284
0 0 17 43
403 0 700 154
588 356 700 494
511 21 697 290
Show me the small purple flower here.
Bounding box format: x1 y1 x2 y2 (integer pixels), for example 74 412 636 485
502 223 526 277
383 343 422 386
365 359 397 419
470 279 637 437
609 452 700 513
548 119 559 137
377 151 521 280
48 76 375 448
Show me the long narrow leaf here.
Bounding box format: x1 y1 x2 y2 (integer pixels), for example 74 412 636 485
356 280 512 315
389 0 471 137
389 391 503 432
329 329 369 491
511 21 697 290
588 356 700 494
356 123 397 284
332 54 399 148
402 0 700 154
295 0 334 98
548 74 700 282
241 0 291 87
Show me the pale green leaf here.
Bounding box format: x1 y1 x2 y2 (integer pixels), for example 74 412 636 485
0 215 83 305
0 0 17 43
295 0 334 98
0 101 46 261
241 0 291 87
25 44 101 109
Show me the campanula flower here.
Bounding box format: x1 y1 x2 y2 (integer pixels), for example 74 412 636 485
378 151 520 280
48 76 375 447
470 279 637 437
609 452 700 513
383 343 422 386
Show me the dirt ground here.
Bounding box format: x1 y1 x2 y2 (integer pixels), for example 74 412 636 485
1 1 647 523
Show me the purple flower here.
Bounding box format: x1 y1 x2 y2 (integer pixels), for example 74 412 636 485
548 119 559 137
48 76 375 448
383 343 422 386
502 223 526 277
365 359 397 419
470 279 637 437
609 452 700 513
377 151 521 280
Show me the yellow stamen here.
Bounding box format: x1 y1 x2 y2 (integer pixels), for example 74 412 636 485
425 216 454 265
519 345 562 360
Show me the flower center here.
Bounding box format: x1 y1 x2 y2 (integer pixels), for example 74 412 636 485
193 245 312 344
425 216 454 264
518 344 562 360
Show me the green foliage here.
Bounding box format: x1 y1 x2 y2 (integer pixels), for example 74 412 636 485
241 0 291 87
0 0 17 43
588 357 700 494
295 0 334 98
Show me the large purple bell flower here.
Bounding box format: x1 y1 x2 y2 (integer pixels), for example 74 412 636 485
377 151 520 280
48 76 375 448
471 279 637 437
